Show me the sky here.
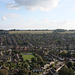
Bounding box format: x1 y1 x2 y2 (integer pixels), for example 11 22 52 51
0 0 75 30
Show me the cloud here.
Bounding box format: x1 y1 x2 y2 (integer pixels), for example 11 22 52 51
14 18 75 30
7 4 19 9
2 14 20 21
2 16 7 21
1 17 75 30
9 0 60 11
72 7 75 10
6 13 20 18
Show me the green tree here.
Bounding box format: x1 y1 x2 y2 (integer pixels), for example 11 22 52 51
68 68 74 75
0 69 8 75
67 62 72 68
18 69 28 75
28 71 32 75
58 66 69 75
31 57 37 63
58 66 74 75
24 63 29 70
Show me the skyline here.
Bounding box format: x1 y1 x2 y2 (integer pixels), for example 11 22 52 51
0 0 75 30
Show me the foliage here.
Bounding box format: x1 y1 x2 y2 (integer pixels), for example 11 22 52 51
18 69 28 75
59 64 75 75
67 61 73 68
31 57 37 63
0 69 8 75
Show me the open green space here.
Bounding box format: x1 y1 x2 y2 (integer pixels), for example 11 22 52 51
9 30 53 34
21 53 34 61
9 30 75 34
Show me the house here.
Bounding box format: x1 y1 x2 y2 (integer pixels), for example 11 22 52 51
0 66 2 69
50 61 55 65
1 66 9 70
11 69 18 75
55 63 65 72
0 55 10 62
69 58 75 61
33 68 43 72
58 57 64 61
0 51 3 56
43 64 50 69
8 49 12 55
15 54 21 62
50 62 65 75
43 61 55 70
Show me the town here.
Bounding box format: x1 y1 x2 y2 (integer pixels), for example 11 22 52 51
0 0 75 74
0 30 75 75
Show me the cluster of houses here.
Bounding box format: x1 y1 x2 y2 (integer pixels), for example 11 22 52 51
0 44 75 75
0 49 12 62
0 48 22 63
59 50 75 61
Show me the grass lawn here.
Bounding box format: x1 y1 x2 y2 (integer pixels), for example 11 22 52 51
21 53 34 61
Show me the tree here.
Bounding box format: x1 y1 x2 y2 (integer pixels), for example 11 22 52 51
67 62 72 68
35 54 43 61
24 63 29 70
68 68 74 75
60 50 67 57
31 57 37 63
58 66 69 75
28 71 32 75
58 66 74 75
38 61 44 67
73 63 75 67
18 69 28 75
0 69 8 75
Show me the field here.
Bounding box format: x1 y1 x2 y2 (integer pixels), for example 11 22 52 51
21 53 34 61
9 30 75 34
9 30 53 34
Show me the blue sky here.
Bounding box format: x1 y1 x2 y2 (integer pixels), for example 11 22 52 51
0 0 75 30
